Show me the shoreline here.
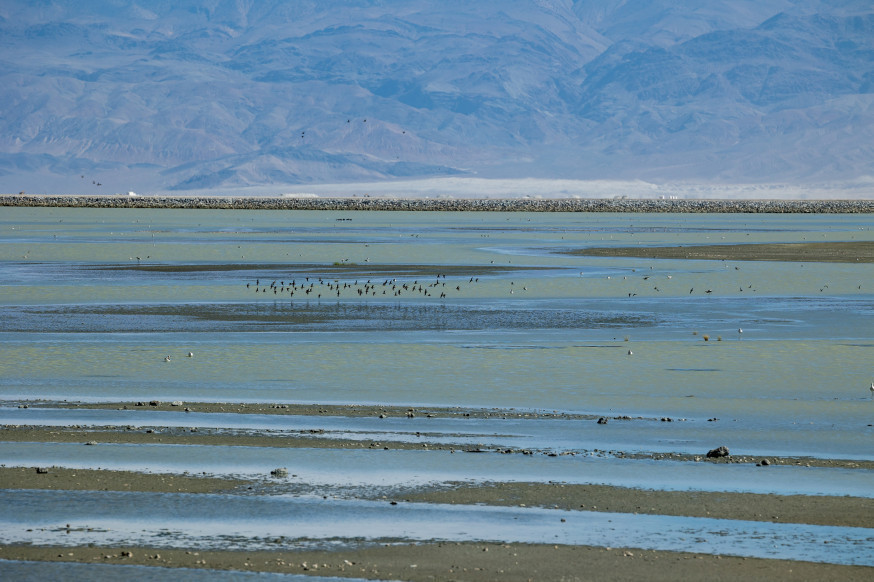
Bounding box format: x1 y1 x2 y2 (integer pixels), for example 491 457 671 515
2 194 874 213
2 465 872 580
1 466 871 529
3 542 871 581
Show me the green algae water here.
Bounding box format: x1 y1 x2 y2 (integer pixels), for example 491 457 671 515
2 208 872 420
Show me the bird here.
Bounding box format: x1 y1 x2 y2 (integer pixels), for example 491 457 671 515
164 356 171 362
870 382 874 399
188 352 194 358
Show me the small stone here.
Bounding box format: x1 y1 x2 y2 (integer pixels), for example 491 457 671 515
760 458 770 466
597 417 608 424
85 441 98 446
270 467 289 477
171 401 183 406
35 467 49 474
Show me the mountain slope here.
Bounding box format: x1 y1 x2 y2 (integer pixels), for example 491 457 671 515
0 0 871 194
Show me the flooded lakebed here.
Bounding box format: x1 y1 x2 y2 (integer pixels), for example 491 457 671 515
1 207 872 580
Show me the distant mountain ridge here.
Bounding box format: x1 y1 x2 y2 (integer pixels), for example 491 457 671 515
1 0 872 195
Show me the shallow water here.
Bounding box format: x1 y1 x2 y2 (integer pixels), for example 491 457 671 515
1 490 872 566
2 441 872 498
1 207 873 567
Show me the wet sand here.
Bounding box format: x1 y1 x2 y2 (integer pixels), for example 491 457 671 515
1 465 870 529
2 541 872 581
571 241 874 263
3 413 873 470
3 401 873 579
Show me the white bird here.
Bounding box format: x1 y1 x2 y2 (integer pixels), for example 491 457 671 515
187 352 194 358
870 382 874 399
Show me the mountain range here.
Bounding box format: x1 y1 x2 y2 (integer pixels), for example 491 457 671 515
1 0 872 196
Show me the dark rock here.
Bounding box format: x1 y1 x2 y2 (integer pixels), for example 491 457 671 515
35 467 49 474
760 458 770 466
706 445 730 458
270 467 289 477
597 417 608 424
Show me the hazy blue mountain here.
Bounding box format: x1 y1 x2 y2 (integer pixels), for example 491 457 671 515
1 0 871 194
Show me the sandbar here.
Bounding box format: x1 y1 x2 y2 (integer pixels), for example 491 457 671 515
570 241 874 263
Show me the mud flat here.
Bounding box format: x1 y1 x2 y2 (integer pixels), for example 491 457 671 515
2 194 874 213
571 241 874 263
2 402 873 579
1 466 870 529
2 541 872 581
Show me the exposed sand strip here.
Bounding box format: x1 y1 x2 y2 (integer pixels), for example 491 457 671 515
570 241 874 263
1 542 871 581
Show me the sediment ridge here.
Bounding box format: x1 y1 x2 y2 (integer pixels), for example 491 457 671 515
2 194 873 213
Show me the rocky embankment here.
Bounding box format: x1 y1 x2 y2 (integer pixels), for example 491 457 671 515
2 194 873 212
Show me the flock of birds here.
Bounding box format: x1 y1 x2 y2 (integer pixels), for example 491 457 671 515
244 274 484 301
166 271 874 398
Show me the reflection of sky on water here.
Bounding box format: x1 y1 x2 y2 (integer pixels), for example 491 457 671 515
2 442 872 498
2 406 872 461
1 490 872 566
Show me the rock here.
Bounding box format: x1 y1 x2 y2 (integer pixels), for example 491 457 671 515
597 417 608 424
85 441 98 446
35 467 49 474
706 445 730 458
270 467 289 477
171 401 183 406
759 458 770 466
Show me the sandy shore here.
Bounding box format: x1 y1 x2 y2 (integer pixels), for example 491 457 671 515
2 541 872 581
571 241 874 263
